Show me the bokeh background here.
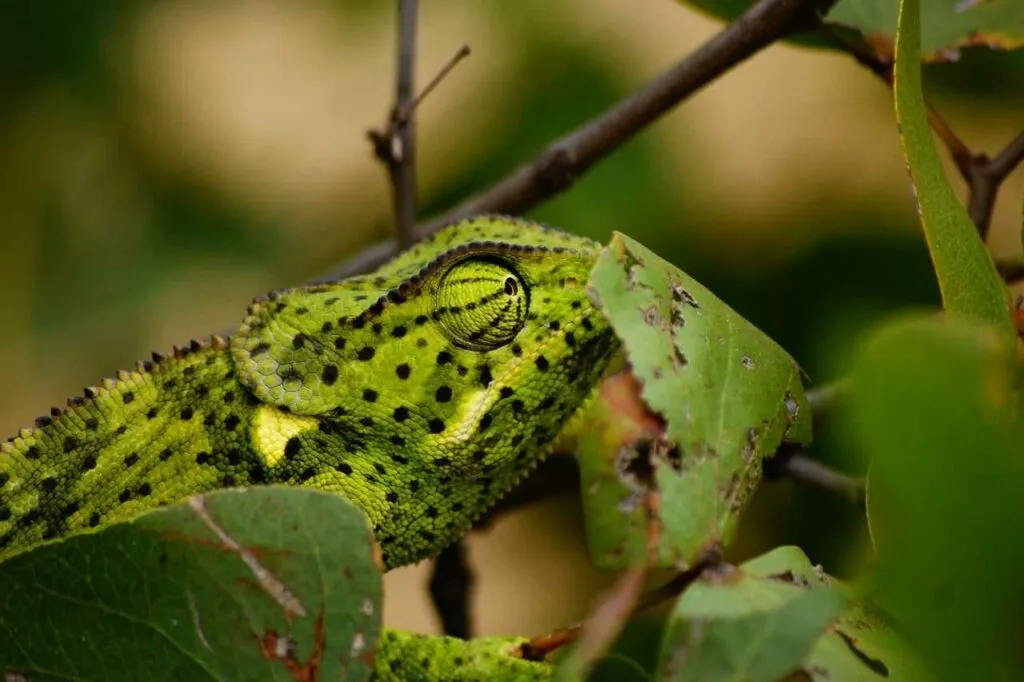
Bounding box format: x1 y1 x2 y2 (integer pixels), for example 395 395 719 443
3 0 1023 675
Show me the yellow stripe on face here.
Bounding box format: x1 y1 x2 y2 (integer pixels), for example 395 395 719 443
253 405 318 467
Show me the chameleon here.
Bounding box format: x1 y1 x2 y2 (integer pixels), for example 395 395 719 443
0 216 621 681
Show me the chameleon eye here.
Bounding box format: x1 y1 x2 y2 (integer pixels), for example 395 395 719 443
434 258 528 351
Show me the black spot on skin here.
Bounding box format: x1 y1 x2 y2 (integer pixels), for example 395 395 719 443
571 300 582 309
435 386 453 403
472 450 486 462
357 346 376 361
425 506 439 518
360 416 374 427
121 391 135 404
82 455 97 470
410 480 420 493
386 491 399 503
334 337 347 350
419 530 436 542
372 323 383 335
295 307 309 316
26 445 41 459
457 365 468 377
391 453 408 464
62 438 78 454
512 399 525 414
197 385 209 398
224 415 240 431
125 453 140 467
436 351 453 366
500 386 514 399
159 449 172 462
429 418 445 434
89 512 101 527
549 321 560 331
34 416 52 428
511 344 522 356
374 463 387 476
535 356 550 372
391 435 405 446
249 465 268 484
0 472 7 488
204 413 216 427
339 463 353 475
138 483 152 497
196 451 211 465
396 364 411 379
393 406 409 422
392 326 407 338
415 314 429 325
565 332 576 347
292 333 308 349
41 477 57 493
180 407 194 421
452 502 463 512
285 437 301 456
146 407 159 420
321 365 339 385
363 388 378 402
224 392 234 403
321 321 333 334
246 392 261 406
479 414 492 430
119 489 132 503
116 425 127 435
582 318 594 331
479 367 493 387
299 467 317 482
416 338 428 348
85 417 99 430
434 457 451 467
61 502 79 518
352 317 367 329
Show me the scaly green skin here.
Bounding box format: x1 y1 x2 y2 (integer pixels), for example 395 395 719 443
0 216 619 680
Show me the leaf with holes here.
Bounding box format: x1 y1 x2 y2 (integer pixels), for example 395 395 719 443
851 314 1024 681
657 546 935 682
581 233 812 570
0 487 382 682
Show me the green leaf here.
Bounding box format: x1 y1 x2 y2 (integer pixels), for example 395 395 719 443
582 233 812 570
657 547 935 682
894 0 1015 340
831 0 1024 60
851 315 1024 681
677 0 1024 62
0 487 382 682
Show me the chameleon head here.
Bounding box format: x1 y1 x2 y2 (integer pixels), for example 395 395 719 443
231 216 620 565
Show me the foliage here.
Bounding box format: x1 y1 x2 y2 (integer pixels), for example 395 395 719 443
2 0 1024 680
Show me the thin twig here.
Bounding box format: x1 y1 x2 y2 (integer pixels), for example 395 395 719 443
322 0 839 281
966 130 1024 238
764 446 865 503
396 45 471 123
821 24 1024 242
368 0 419 249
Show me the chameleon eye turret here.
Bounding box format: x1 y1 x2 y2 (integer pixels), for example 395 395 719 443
433 257 528 351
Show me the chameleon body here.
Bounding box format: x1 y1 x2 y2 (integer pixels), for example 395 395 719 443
0 216 620 680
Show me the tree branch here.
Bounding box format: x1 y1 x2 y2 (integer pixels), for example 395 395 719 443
322 0 839 281
368 0 419 248
822 24 1024 243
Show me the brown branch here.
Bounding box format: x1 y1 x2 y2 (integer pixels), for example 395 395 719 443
764 445 865 503
323 0 839 280
822 24 1024 242
368 0 419 249
966 130 1024 238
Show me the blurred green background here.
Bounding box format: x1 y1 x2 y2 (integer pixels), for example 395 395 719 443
2 0 1022 665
